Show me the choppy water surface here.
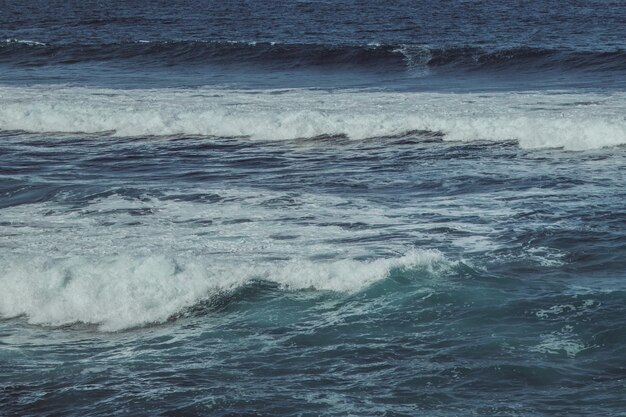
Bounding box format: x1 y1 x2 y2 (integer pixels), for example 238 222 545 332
1 1 626 416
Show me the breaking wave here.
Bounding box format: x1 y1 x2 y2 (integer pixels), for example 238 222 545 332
1 86 625 150
0 250 444 331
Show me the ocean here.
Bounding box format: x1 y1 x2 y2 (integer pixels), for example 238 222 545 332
1 1 625 416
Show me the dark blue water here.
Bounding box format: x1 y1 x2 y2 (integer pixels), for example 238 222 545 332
2 0 626 90
1 1 626 416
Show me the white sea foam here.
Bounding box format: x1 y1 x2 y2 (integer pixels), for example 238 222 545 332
0 250 444 331
1 86 625 150
530 325 586 358
0 187 449 331
2 38 46 46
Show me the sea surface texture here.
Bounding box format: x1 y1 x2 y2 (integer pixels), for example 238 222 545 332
1 1 626 416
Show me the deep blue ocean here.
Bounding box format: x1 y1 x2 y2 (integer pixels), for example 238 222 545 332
1 1 626 416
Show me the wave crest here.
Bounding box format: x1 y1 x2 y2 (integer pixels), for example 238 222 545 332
1 86 625 150
0 250 444 331
1 39 625 74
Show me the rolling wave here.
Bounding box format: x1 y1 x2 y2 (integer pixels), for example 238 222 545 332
0 250 443 331
2 38 625 74
1 86 625 150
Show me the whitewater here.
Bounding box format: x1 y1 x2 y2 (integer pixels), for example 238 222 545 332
0 186 447 331
2 86 625 150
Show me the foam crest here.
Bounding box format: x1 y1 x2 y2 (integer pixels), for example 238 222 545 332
0 250 443 331
2 38 46 46
1 86 625 150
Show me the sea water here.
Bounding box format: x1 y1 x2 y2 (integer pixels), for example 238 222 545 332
1 1 625 416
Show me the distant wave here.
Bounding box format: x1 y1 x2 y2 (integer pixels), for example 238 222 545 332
1 86 625 150
2 38 47 46
1 39 625 74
